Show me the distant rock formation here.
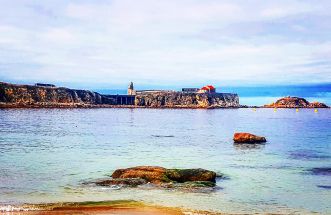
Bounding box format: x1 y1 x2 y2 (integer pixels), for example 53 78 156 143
0 82 108 108
134 92 239 108
264 96 329 108
233 133 267 144
0 82 239 108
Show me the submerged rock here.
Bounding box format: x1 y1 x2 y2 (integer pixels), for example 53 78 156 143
317 185 331 189
94 166 218 190
289 150 331 160
263 96 329 108
233 133 267 143
178 181 216 188
308 167 331 176
95 178 147 187
160 181 217 191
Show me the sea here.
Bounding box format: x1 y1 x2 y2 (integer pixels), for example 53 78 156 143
96 83 331 106
0 107 330 214
0 84 331 214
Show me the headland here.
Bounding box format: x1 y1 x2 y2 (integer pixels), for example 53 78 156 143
0 81 239 108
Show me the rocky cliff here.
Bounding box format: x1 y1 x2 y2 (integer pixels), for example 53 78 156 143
135 92 239 108
0 82 109 107
0 82 239 108
264 96 329 108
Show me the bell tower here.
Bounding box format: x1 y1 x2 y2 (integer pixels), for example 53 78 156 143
127 82 136 95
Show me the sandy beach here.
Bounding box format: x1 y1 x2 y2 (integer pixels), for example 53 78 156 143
2 200 220 215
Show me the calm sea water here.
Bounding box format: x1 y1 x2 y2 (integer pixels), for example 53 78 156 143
0 108 330 214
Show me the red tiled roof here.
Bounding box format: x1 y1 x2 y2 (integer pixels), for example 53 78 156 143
201 85 215 90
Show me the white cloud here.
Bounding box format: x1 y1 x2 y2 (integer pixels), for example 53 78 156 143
41 28 75 43
260 2 314 18
0 0 331 87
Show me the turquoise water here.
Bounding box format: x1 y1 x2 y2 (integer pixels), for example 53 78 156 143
0 108 330 214
95 83 331 106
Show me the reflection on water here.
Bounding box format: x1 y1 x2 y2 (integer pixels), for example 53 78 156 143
233 143 265 150
0 108 330 214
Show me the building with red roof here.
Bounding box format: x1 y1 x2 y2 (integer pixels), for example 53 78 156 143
198 85 216 93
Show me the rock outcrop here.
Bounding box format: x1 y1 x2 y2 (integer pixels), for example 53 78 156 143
111 166 168 184
134 92 239 108
165 168 216 183
0 82 112 107
94 166 217 189
233 133 267 144
264 96 329 108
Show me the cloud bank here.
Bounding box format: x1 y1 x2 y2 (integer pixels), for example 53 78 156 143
0 0 330 88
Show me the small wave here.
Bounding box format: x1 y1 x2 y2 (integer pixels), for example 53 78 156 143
0 205 36 212
1 200 143 212
151 135 175 138
100 185 122 190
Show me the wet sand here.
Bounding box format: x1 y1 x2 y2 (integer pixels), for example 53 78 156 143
2 200 219 215
9 207 183 215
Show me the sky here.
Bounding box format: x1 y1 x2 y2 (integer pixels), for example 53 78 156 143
0 0 331 89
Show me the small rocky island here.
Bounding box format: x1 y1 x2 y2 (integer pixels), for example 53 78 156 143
264 96 329 108
0 82 239 108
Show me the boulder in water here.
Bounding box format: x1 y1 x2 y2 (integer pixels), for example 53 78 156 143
233 133 266 143
111 166 168 184
93 166 218 189
165 168 216 183
95 178 147 187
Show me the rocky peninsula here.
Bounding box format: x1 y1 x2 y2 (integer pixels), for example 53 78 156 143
0 82 239 108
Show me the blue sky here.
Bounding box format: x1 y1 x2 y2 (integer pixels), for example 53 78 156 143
0 0 331 88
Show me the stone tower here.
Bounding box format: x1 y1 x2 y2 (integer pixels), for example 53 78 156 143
127 82 136 95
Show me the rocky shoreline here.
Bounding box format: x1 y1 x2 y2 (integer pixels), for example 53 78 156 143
0 82 239 108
